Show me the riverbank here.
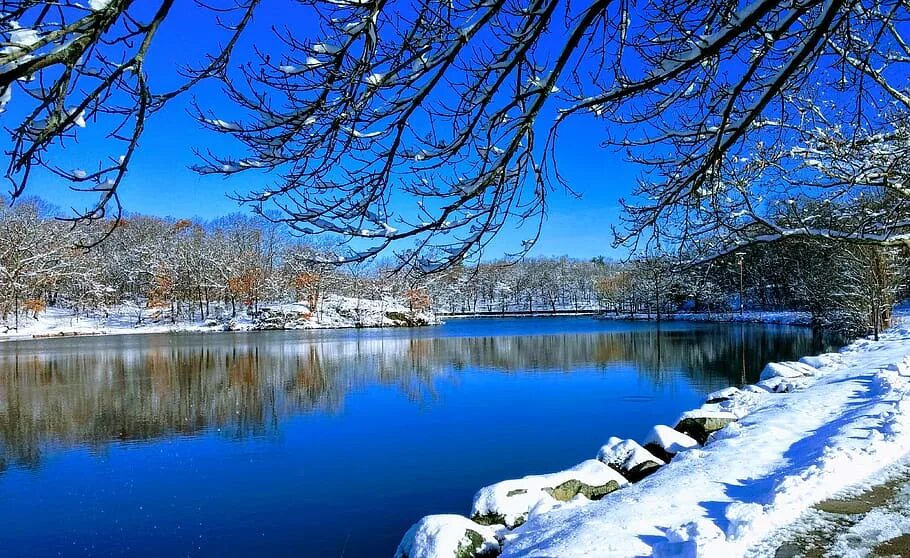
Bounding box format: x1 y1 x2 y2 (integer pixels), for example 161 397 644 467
0 294 438 342
594 310 813 326
438 309 812 324
397 324 910 557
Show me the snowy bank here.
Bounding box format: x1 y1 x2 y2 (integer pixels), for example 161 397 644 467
595 310 812 326
0 294 438 342
397 325 910 557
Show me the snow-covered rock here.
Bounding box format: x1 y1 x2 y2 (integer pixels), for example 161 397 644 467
257 295 436 329
674 409 738 445
756 375 807 393
596 437 665 482
0 295 439 342
495 328 910 558
395 515 500 558
705 386 741 404
471 460 628 528
643 425 700 462
798 353 841 369
759 361 817 381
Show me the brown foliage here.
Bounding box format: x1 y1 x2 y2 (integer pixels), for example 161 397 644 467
406 288 431 311
293 272 322 308
228 269 263 306
23 297 46 316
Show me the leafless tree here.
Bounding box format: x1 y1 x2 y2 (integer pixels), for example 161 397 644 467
1 0 256 234
5 0 910 265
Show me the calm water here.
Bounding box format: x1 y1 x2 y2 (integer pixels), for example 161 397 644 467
0 318 843 557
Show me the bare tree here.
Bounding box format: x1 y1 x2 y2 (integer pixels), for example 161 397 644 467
5 0 910 264
1 0 256 231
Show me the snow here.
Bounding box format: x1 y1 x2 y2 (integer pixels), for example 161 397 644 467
0 294 438 342
759 361 818 380
644 425 700 454
706 386 741 402
492 325 910 556
395 515 500 558
470 459 629 529
0 85 9 112
89 0 112 10
596 437 665 472
826 506 910 558
8 26 40 48
312 43 341 55
365 72 385 86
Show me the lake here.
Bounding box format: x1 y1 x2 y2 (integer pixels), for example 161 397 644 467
0 317 843 557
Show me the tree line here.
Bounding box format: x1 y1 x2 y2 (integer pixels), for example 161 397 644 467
426 242 909 339
0 199 404 329
2 198 906 337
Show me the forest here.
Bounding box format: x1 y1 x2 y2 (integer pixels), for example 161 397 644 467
2 198 905 337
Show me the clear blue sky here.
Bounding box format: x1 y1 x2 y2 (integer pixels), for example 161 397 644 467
13 2 640 261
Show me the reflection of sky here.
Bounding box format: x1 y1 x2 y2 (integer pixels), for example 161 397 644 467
0 319 842 558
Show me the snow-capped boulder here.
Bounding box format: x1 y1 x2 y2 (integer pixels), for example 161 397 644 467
799 353 841 369
705 386 741 404
596 437 665 482
395 515 500 558
471 460 627 528
384 310 434 327
644 425 700 462
674 409 738 444
759 361 817 381
756 376 806 393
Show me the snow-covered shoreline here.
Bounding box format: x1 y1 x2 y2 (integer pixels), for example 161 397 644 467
397 324 910 558
594 310 813 326
0 294 439 343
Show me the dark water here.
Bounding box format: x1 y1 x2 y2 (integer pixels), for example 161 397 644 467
0 318 843 557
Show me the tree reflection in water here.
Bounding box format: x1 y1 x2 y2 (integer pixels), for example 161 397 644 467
0 323 843 471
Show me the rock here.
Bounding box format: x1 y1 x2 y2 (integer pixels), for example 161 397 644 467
471 460 627 528
203 318 219 327
385 310 432 327
596 437 665 482
705 386 741 404
674 410 738 445
395 515 500 558
254 304 313 330
756 376 806 393
644 425 699 462
799 353 841 369
759 361 817 381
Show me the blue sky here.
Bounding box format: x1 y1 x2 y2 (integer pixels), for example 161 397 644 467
13 1 641 261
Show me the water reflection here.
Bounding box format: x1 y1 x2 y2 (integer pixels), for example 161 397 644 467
0 322 841 472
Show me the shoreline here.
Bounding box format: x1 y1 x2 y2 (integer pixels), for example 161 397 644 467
0 295 438 344
0 309 818 344
396 324 910 558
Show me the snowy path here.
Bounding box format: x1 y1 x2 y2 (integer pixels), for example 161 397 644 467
750 460 910 557
498 329 910 557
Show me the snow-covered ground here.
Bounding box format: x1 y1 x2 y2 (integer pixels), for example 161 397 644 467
0 294 438 342
398 324 910 557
